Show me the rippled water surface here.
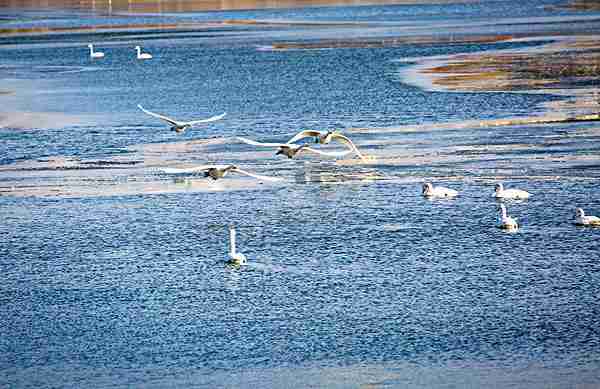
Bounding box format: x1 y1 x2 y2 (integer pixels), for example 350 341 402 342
2 1 600 388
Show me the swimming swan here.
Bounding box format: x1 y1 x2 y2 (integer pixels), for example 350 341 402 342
87 44 104 59
575 208 600 226
237 137 353 159
422 183 458 198
494 183 531 199
135 46 152 59
158 164 282 182
497 204 518 230
227 226 247 265
286 130 367 160
138 104 226 133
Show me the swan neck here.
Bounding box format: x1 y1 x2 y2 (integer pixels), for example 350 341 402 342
500 206 507 218
229 228 236 255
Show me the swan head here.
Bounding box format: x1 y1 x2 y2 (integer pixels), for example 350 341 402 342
135 46 140 50
422 183 433 195
88 44 93 48
229 253 247 266
495 183 503 193
276 146 294 158
576 208 585 218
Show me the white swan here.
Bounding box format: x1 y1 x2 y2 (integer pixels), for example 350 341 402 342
138 104 226 133
237 137 353 159
494 183 531 199
158 164 281 182
497 204 519 230
227 226 247 265
87 44 104 59
135 46 152 60
575 208 600 226
286 130 367 161
422 182 458 198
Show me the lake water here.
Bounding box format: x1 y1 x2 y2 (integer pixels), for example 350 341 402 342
2 0 600 388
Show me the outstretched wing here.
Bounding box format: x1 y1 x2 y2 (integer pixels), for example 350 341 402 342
331 133 366 160
232 167 283 182
138 104 180 127
186 112 227 126
286 130 322 144
301 146 352 158
237 137 289 148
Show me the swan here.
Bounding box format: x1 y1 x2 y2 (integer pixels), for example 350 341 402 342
575 208 600 226
497 204 519 230
135 46 152 60
227 226 247 266
87 44 104 59
237 137 353 159
138 104 226 133
422 182 458 198
158 164 282 182
494 183 531 200
286 130 367 160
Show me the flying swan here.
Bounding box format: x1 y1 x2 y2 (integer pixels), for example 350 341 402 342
138 104 226 133
237 137 353 159
227 226 247 266
87 44 104 59
497 204 519 230
135 46 152 60
286 130 367 160
422 183 458 198
158 164 281 182
575 208 600 226
494 183 531 200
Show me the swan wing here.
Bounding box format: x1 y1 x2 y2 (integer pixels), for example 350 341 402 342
232 167 283 182
286 130 322 144
331 133 366 160
301 146 352 158
237 137 289 148
138 105 181 127
186 112 227 126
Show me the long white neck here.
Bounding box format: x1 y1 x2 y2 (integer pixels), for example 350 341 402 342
89 46 94 55
500 205 507 218
136 47 141 57
229 227 236 255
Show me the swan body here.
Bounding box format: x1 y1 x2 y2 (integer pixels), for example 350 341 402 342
87 44 104 59
228 227 247 265
494 183 531 199
497 204 519 230
138 104 226 133
135 46 152 59
158 164 281 182
286 130 367 160
422 182 458 198
575 208 600 226
237 137 353 159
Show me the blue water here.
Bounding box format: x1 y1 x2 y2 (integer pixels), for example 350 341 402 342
2 1 600 388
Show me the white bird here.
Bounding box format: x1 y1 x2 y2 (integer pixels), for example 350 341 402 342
422 182 458 198
87 44 104 59
237 137 353 159
158 164 281 182
497 204 519 230
135 46 152 60
575 208 600 226
286 130 367 160
138 104 226 133
227 226 247 266
494 183 531 200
